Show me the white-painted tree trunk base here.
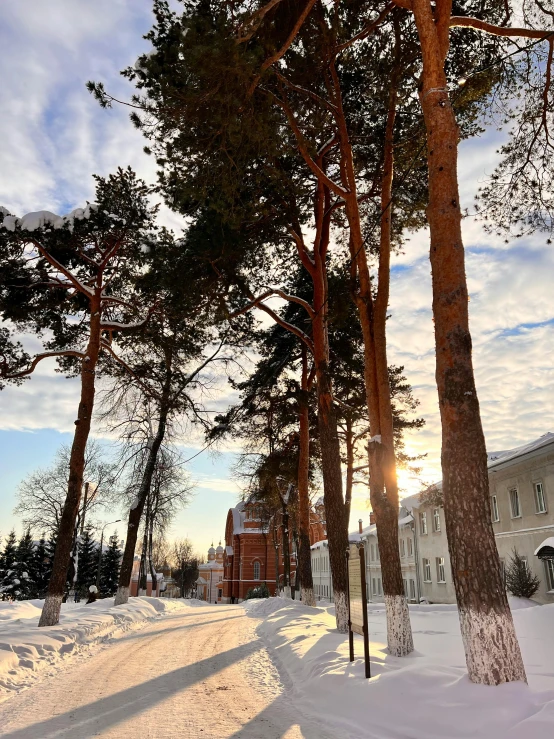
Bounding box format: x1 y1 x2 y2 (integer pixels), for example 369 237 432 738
334 590 348 633
459 608 527 685
384 595 414 656
114 586 130 607
301 587 316 607
283 586 292 599
38 594 63 627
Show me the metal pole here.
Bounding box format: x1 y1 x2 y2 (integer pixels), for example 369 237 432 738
346 547 354 662
359 544 371 679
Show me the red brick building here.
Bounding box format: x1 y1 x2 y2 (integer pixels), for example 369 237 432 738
221 499 326 603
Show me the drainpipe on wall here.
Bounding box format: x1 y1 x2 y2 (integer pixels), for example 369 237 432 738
412 520 422 603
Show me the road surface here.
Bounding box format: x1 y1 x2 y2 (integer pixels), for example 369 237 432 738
0 603 332 738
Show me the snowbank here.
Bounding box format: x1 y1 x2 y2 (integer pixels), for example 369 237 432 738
0 597 191 699
247 598 554 739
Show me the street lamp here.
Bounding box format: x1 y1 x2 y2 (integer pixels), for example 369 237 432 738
96 519 122 588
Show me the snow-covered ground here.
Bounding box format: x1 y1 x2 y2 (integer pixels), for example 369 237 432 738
0 596 195 699
245 596 554 739
0 595 553 737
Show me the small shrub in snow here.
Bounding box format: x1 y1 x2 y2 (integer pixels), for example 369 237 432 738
505 548 540 599
245 582 270 599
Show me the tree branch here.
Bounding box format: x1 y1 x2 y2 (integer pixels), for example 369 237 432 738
449 17 554 39
335 3 396 54
3 350 86 379
247 0 318 96
29 239 94 297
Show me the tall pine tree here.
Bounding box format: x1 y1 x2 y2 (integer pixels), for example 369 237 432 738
0 531 18 599
76 526 100 597
12 529 35 600
100 534 122 596
31 535 52 598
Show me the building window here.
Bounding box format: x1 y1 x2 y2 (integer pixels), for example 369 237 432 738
490 495 500 523
420 512 428 535
433 508 441 532
376 545 380 561
409 580 416 601
400 539 405 557
407 538 413 557
378 578 382 596
372 578 377 595
521 556 529 573
403 578 407 595
436 557 446 583
534 482 547 514
370 544 375 562
509 487 521 518
544 559 554 591
253 561 260 580
423 558 432 582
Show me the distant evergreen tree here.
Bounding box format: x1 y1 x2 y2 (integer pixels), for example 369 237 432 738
0 531 18 599
245 582 270 600
12 529 35 600
76 526 99 597
31 535 52 598
505 549 541 599
100 533 121 596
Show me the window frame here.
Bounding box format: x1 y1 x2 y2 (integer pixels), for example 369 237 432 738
544 559 554 591
420 511 428 535
490 495 500 523
433 508 441 532
253 560 261 581
534 481 547 514
409 579 416 601
423 558 432 583
436 557 446 583
400 538 405 558
407 537 413 557
509 487 521 519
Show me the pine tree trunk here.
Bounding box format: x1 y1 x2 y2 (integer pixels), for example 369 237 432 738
114 405 168 606
312 271 349 630
344 417 354 531
39 303 101 627
411 0 525 684
297 349 315 606
337 63 413 655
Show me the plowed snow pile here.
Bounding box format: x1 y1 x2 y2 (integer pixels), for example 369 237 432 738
247 597 554 739
0 597 192 699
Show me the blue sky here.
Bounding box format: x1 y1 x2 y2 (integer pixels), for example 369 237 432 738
1 1 554 554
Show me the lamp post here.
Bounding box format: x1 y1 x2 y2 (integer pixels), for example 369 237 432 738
96 519 121 589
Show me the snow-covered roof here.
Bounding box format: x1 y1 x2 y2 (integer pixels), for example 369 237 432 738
196 576 207 585
401 432 554 511
398 514 414 527
534 537 554 556
487 432 554 470
232 502 246 534
310 539 328 550
401 493 421 511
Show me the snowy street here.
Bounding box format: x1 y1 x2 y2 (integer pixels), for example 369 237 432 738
0 602 329 739
1 596 554 738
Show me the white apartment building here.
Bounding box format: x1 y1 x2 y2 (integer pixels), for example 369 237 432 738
328 432 554 605
310 539 333 601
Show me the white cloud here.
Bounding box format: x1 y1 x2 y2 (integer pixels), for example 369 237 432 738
1 1 554 548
